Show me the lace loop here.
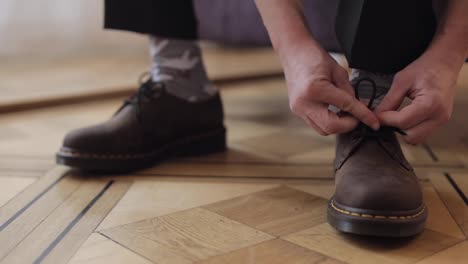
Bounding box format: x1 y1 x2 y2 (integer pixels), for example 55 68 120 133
354 76 407 136
354 77 377 109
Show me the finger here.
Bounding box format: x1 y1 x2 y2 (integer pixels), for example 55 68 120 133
403 119 439 145
306 103 359 135
331 114 360 133
377 100 430 129
316 85 379 130
332 67 354 96
375 74 410 112
303 116 327 136
294 100 328 135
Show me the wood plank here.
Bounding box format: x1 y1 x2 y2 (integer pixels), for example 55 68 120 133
68 233 152 264
100 208 274 264
288 181 336 200
0 176 35 207
416 241 468 264
0 166 69 227
0 47 283 113
204 186 327 236
0 99 121 157
423 186 465 239
429 173 468 236
96 180 277 231
139 160 441 180
141 162 334 179
231 128 452 169
1 181 110 264
0 170 45 178
284 223 461 264
0 167 79 260
400 144 436 166
234 130 333 160
40 181 131 264
198 239 344 264
413 166 468 180
0 156 54 171
225 120 282 143
449 172 468 198
174 147 277 165
422 146 466 168
1 180 130 264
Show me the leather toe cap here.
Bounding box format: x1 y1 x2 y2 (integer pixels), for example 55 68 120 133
334 174 422 212
62 124 113 153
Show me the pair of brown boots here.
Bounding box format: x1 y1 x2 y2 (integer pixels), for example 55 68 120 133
56 77 426 238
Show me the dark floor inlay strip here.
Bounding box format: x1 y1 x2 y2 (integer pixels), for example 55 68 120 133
33 180 114 264
444 173 468 205
0 173 66 232
422 144 439 162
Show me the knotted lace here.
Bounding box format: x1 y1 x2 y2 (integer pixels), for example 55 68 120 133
124 72 166 122
353 77 407 137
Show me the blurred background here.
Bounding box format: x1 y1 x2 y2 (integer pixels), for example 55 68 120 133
0 0 148 58
0 0 298 113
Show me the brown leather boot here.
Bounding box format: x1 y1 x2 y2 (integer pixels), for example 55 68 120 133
56 78 226 172
328 124 427 237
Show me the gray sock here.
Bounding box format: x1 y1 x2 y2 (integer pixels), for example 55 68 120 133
350 69 394 109
149 36 218 102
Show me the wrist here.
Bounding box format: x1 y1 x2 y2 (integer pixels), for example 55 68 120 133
429 25 468 70
275 34 326 67
425 42 466 74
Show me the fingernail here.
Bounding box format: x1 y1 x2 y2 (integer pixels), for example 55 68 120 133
372 123 380 131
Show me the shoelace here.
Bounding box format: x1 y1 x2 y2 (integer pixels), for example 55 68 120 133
125 72 166 121
353 77 407 137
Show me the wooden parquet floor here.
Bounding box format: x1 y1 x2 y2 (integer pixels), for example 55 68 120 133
0 46 284 113
0 49 467 264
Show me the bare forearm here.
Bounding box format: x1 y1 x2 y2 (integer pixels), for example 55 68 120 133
429 0 468 68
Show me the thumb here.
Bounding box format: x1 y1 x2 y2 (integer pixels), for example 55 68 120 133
332 66 354 96
375 75 410 113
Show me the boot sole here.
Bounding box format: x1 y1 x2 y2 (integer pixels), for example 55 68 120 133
327 197 427 237
56 127 226 173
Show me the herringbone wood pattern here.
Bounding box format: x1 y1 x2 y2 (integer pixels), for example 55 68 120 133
0 50 467 264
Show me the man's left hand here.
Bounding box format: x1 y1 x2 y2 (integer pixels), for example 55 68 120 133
375 51 460 144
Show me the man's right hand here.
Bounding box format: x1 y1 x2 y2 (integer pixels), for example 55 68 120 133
280 40 380 135
255 0 379 135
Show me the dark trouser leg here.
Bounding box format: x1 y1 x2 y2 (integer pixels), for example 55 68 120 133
105 0 214 101
194 0 341 51
104 0 342 51
104 0 197 39
335 0 437 74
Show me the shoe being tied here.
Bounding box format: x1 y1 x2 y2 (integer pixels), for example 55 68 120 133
56 75 226 172
327 78 427 237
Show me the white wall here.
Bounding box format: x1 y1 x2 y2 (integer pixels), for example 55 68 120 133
0 0 148 58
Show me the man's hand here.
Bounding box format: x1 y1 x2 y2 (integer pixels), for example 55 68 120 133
255 0 466 138
376 19 467 145
376 0 468 144
282 41 380 135
255 0 379 136
376 53 459 144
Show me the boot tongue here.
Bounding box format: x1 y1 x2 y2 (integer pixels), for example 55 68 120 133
334 124 413 171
